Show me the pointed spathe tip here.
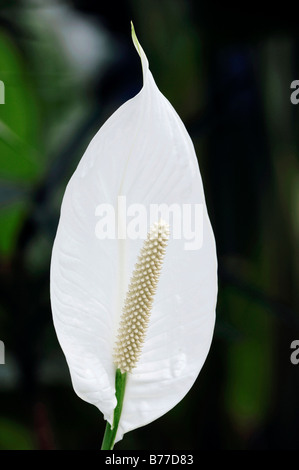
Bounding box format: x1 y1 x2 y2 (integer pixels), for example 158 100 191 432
131 20 141 58
130 21 149 83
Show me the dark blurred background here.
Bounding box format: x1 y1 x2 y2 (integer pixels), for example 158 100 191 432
0 0 299 450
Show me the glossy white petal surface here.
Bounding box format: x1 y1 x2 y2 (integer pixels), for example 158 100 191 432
50 25 217 442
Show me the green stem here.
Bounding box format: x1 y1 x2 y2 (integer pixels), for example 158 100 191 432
101 369 127 450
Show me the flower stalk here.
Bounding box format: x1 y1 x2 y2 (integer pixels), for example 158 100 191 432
101 369 127 450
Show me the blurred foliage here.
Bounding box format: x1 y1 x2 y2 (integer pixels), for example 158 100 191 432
0 31 40 255
0 0 298 450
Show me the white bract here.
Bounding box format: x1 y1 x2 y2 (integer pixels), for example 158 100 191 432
50 25 217 443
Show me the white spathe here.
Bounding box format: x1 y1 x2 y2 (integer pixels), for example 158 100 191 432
50 25 217 443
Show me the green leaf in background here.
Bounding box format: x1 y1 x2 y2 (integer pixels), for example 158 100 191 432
0 418 35 450
0 201 27 255
224 282 274 437
0 31 41 257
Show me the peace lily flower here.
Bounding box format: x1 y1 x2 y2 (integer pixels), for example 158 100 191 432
50 23 217 449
